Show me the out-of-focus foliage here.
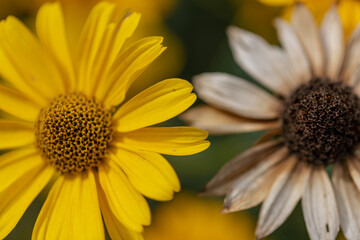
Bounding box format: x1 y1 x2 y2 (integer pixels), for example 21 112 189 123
0 0 39 19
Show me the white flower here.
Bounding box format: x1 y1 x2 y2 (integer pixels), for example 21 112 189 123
183 4 360 240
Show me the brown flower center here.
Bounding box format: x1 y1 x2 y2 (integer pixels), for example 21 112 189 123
35 93 113 173
282 78 360 165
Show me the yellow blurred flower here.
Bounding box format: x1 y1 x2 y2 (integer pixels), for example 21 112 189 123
338 0 360 40
259 0 360 40
146 193 256 240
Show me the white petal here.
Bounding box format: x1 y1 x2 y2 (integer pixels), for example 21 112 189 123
320 5 344 80
274 18 311 84
256 159 311 239
222 146 290 213
200 141 282 196
181 105 280 135
352 71 360 95
193 72 282 119
292 3 325 77
332 163 360 240
346 156 360 192
302 166 339 240
341 24 360 84
227 26 296 96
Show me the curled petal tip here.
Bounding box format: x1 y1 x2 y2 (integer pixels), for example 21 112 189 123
221 207 230 214
198 187 211 197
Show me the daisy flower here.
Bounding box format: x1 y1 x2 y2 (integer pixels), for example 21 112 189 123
183 3 360 240
0 1 209 239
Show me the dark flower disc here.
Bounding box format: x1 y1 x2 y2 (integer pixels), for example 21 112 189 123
282 78 360 165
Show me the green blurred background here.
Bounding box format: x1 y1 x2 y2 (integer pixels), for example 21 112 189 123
2 0 338 239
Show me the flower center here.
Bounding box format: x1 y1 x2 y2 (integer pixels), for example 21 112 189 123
282 78 360 165
35 93 113 173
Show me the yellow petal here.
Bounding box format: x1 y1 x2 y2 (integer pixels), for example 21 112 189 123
0 119 34 149
0 16 64 100
36 2 75 91
108 13 141 69
113 79 196 132
110 147 180 201
96 160 150 232
76 2 115 92
0 85 40 122
98 187 144 240
86 13 141 96
113 127 210 156
0 146 43 200
33 171 104 240
97 36 166 107
338 0 360 40
32 176 70 240
0 147 54 239
77 2 140 94
0 49 45 105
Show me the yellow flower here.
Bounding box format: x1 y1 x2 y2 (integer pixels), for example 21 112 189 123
0 1 209 239
259 0 360 39
146 193 256 240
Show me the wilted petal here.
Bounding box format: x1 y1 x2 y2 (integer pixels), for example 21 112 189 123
256 159 311 239
292 3 324 77
274 18 311 84
302 166 339 240
181 105 280 135
332 162 360 240
340 24 360 84
227 25 296 96
320 6 344 81
193 72 282 119
221 147 290 213
346 156 360 192
201 141 283 196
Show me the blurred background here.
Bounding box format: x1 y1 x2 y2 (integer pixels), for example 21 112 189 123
2 0 349 239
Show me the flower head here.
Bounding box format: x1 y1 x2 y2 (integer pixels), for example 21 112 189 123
0 2 209 239
183 3 360 240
